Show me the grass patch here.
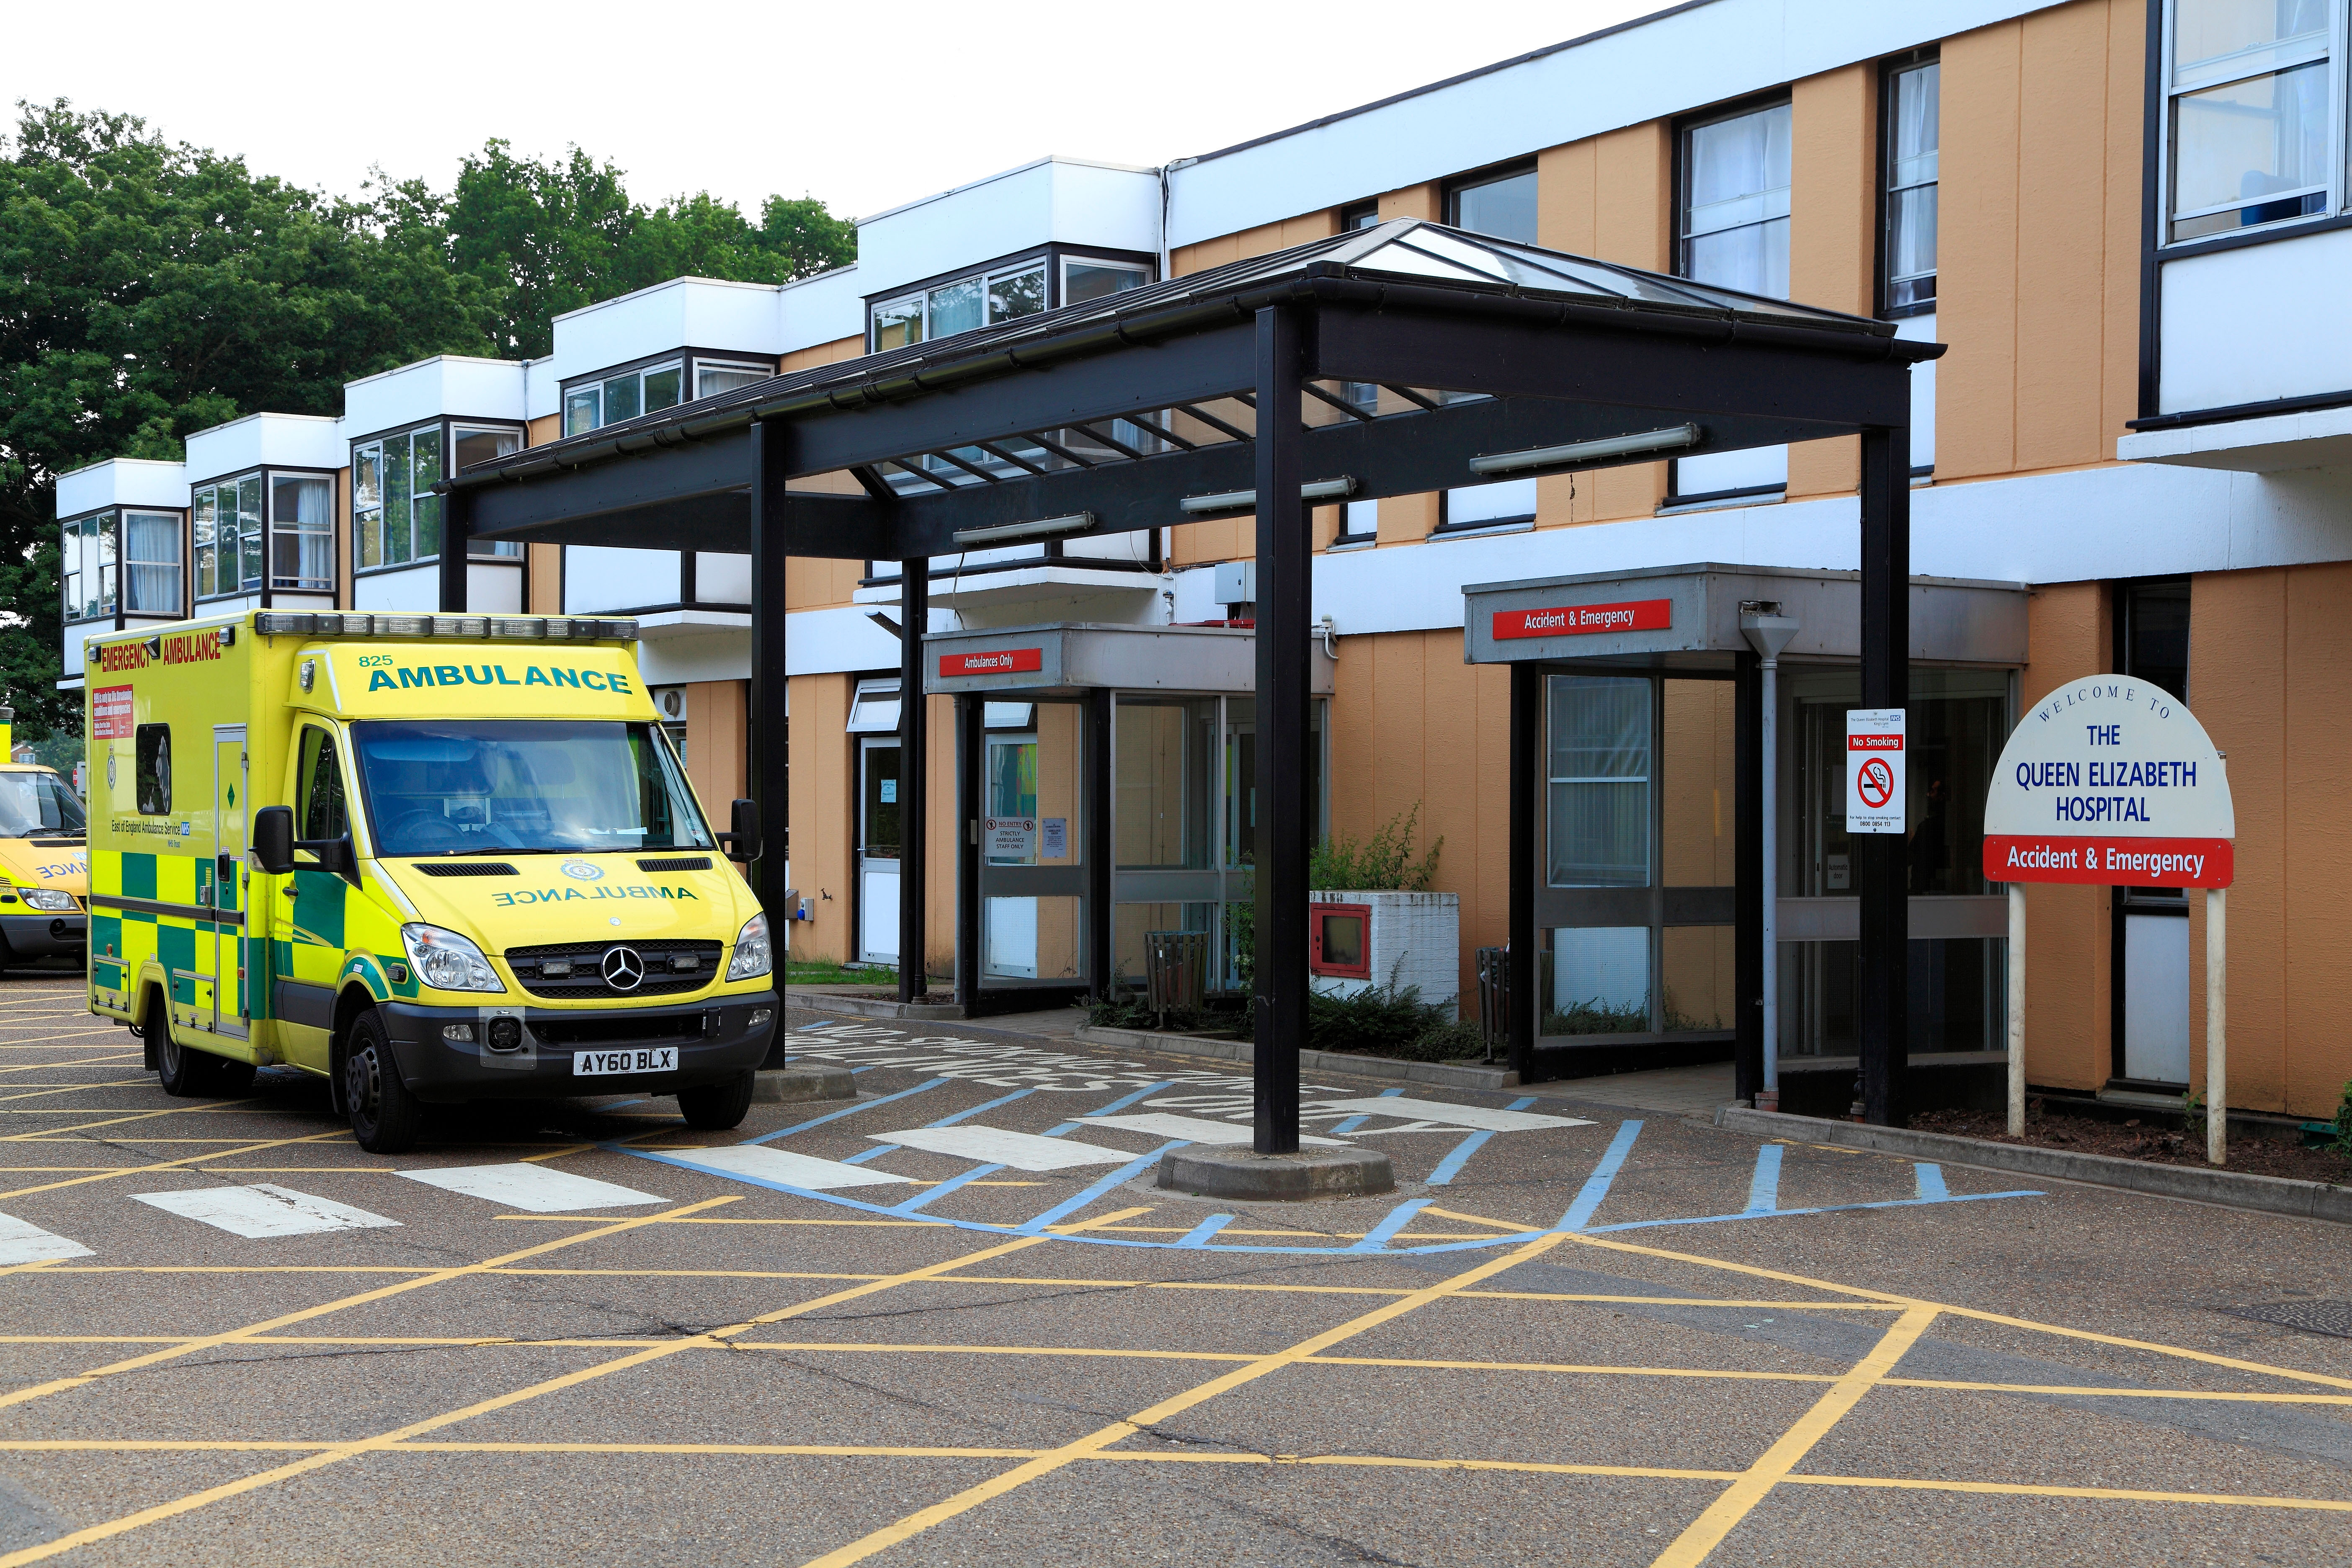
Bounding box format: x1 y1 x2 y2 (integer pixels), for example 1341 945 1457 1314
784 959 895 987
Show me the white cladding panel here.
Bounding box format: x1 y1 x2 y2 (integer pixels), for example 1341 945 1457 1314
353 565 440 614
550 277 785 385
2159 228 2352 415
566 547 681 613
777 266 866 355
855 158 1160 307
56 459 188 518
1898 313 1938 470
184 413 346 482
694 552 753 603
525 356 559 422
343 356 528 441
1165 0 2055 246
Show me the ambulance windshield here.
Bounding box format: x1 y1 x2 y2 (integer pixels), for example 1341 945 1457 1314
0 771 86 841
350 720 714 857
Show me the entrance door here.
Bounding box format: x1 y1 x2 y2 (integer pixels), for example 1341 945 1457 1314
857 738 900 965
985 732 1040 977
212 727 249 1040
2121 892 2191 1083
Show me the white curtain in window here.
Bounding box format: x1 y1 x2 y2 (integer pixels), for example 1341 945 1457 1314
124 511 181 614
1684 104 1792 298
1547 674 1651 887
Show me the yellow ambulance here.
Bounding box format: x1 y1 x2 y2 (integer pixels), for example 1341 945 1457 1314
83 610 776 1152
0 709 90 969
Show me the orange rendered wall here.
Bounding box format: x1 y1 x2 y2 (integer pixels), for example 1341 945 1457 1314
2017 582 2112 1092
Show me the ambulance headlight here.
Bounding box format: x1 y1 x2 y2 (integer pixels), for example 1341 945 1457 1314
400 923 506 993
727 913 772 980
18 888 76 913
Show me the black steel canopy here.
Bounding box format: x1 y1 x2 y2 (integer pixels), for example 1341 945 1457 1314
441 219 1937 562
436 217 1943 1140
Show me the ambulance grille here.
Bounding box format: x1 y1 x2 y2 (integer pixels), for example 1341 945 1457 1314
505 939 723 1000
410 862 520 877
636 857 712 872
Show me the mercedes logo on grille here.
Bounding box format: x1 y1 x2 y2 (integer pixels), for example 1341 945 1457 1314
601 946 646 992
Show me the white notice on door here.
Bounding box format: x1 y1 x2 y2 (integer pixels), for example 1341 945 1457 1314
1846 708 1906 835
984 817 1037 859
1039 818 1068 858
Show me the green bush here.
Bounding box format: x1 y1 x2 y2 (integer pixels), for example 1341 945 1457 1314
1308 982 1483 1063
1311 804 1443 892
2331 1080 2352 1155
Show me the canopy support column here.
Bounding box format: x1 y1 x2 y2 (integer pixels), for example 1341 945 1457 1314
749 419 792 1069
897 561 928 1004
1086 689 1114 1001
1508 661 1541 1082
1252 303 1310 1155
1857 423 1911 1125
439 487 471 613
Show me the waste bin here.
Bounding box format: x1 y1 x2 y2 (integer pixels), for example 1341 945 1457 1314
1475 946 1511 1064
1145 930 1210 1026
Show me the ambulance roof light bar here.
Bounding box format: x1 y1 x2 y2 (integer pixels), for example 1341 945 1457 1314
252 611 637 641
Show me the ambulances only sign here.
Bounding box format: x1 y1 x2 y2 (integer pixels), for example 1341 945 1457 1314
1981 675 2234 887
1846 709 1906 835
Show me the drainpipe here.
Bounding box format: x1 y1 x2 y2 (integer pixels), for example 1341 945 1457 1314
1741 607 1800 1108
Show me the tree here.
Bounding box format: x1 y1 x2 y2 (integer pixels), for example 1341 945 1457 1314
0 100 499 738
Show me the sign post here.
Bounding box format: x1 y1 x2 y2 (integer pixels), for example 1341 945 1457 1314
1981 676 2234 1159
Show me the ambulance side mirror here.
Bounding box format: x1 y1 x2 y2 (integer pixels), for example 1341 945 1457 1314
254 807 295 877
721 799 761 864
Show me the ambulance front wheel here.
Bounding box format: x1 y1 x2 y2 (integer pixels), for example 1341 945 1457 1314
676 1070 755 1131
346 1010 424 1155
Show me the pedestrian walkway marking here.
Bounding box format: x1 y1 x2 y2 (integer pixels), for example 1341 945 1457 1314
1330 1086 1404 1135
1313 1096 1594 1132
1560 1120 1643 1230
0 1212 92 1265
845 1085 1036 1166
874 1127 1134 1172
133 1185 400 1239
1426 1097 1540 1186
1075 1113 1351 1148
668 1146 913 1192
742 1078 949 1147
1744 1145 1782 1214
398 1164 663 1212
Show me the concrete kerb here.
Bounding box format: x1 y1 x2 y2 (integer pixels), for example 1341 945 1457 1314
789 989 968 1022
750 1065 856 1104
1717 1105 2352 1226
1157 1144 1398 1202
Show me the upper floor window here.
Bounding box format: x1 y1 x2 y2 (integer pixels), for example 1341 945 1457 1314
566 361 681 436
353 430 441 571
1447 166 1537 244
2165 0 2337 242
873 259 1048 351
695 361 771 400
1883 58 1941 312
61 512 167 623
193 475 263 599
1064 258 1148 304
270 476 333 591
62 514 114 623
1681 100 1792 298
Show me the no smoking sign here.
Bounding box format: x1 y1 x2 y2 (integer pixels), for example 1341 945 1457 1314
1846 708 1906 835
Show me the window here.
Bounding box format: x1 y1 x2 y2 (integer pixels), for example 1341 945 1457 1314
135 724 171 815
1447 165 1538 244
871 259 1051 352
1883 58 1941 312
60 515 116 623
2165 0 2335 242
296 726 348 843
353 428 444 570
193 475 264 599
1681 101 1793 298
123 511 181 615
270 476 333 591
694 361 771 400
451 427 524 559
1310 903 1373 979
564 361 683 436
1546 674 1651 887
1063 258 1148 305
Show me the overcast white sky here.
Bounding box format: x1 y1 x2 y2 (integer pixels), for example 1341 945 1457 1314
6 0 1674 222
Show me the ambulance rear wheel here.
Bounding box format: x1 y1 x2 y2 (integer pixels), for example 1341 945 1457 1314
676 1070 755 1131
153 995 204 1097
345 1011 423 1155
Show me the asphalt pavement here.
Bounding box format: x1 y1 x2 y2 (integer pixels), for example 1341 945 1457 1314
0 976 2348 1566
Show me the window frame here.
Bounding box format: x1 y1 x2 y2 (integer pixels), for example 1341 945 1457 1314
1676 93 1795 293
190 469 290 603
1444 160 1540 244
864 244 1158 353
346 426 442 578
2157 0 2348 248
693 359 772 401
120 508 185 618
1877 49 1942 318
268 472 336 593
59 511 119 626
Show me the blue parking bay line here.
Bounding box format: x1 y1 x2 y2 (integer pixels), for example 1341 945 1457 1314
1425 1096 1539 1186
1915 1163 1949 1200
1331 1086 1406 1135
890 1163 1006 1215
1347 1199 1432 1252
1558 1120 1643 1231
1745 1144 1783 1214
1047 1080 1174 1135
1176 1213 1236 1247
841 1085 1039 1165
743 1077 949 1146
1016 1145 1181 1235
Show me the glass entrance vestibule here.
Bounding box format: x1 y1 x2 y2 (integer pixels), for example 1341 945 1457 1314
926 622 1333 1012
1463 564 2029 1104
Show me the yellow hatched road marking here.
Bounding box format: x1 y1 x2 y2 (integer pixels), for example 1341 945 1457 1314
0 1128 352 1202
793 1229 1571 1568
0 1054 144 1076
1647 1306 1940 1568
0 1080 151 1105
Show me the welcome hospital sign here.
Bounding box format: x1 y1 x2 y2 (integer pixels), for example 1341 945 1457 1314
1981 675 2234 887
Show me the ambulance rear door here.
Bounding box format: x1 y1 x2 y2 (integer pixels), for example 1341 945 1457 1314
211 725 250 1039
